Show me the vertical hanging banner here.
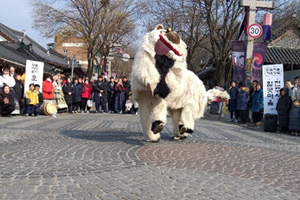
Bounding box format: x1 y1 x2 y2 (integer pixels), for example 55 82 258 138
231 41 245 83
263 13 273 41
24 60 44 95
263 64 284 115
252 42 268 83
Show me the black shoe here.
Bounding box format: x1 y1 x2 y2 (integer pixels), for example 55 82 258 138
186 128 194 134
179 125 187 135
179 124 193 134
151 120 164 134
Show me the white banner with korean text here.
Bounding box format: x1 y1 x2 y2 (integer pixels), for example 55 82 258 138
262 64 284 115
24 60 44 95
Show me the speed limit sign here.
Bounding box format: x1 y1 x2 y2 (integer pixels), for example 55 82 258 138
247 24 262 38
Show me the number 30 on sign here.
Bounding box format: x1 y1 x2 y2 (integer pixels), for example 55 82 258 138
247 24 262 38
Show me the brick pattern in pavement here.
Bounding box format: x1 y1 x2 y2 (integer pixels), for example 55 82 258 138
0 113 299 199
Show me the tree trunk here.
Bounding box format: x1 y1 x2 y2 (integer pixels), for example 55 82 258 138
86 48 95 80
215 59 226 86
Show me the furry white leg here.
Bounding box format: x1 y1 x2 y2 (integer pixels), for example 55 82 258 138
136 91 161 142
180 103 195 133
169 109 182 137
151 96 168 124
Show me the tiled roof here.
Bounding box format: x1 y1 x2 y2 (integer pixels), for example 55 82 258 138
0 41 56 72
0 23 69 67
265 47 300 65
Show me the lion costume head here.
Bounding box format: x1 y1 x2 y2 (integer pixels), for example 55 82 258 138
131 24 188 96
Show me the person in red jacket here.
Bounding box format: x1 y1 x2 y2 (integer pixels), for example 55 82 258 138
42 75 54 100
81 79 92 113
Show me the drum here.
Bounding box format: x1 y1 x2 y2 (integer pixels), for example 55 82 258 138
41 102 57 116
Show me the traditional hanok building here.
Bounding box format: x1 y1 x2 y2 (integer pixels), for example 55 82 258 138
0 23 85 77
263 14 300 81
197 13 300 88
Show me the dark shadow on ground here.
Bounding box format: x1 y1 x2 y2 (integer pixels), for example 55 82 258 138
59 129 147 145
59 129 177 145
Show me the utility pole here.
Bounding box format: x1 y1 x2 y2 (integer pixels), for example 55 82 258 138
239 0 274 87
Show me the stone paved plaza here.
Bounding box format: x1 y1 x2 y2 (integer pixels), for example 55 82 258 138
0 112 300 200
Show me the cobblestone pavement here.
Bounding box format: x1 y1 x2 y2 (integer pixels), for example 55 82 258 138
0 112 300 200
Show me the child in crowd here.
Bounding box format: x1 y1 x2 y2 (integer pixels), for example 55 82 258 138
35 84 44 114
276 88 292 133
124 92 138 114
25 83 39 116
236 83 249 124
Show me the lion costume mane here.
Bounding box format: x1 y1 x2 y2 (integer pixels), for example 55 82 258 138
131 25 229 142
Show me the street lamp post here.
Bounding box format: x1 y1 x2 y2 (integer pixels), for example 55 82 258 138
71 55 76 82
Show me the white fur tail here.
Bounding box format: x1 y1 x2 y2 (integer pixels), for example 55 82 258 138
206 88 230 103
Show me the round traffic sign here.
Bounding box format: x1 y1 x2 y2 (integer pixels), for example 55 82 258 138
247 24 262 38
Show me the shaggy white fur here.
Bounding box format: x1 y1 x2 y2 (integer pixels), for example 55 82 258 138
131 25 229 142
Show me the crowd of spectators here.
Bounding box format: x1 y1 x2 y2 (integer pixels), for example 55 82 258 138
0 65 137 118
227 77 300 135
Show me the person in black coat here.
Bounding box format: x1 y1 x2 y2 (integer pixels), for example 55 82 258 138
93 76 107 113
34 84 44 115
123 76 131 99
72 79 82 113
228 81 239 122
107 77 115 113
0 85 15 117
13 74 24 113
63 77 74 113
276 88 292 133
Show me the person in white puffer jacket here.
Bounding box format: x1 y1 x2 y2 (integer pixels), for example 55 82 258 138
0 67 15 88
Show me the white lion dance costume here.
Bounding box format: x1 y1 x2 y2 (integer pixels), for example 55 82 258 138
131 25 229 142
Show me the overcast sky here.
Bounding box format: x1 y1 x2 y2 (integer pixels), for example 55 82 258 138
0 0 52 48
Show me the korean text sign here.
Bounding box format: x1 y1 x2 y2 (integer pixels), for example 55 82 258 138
262 64 284 115
24 60 44 95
